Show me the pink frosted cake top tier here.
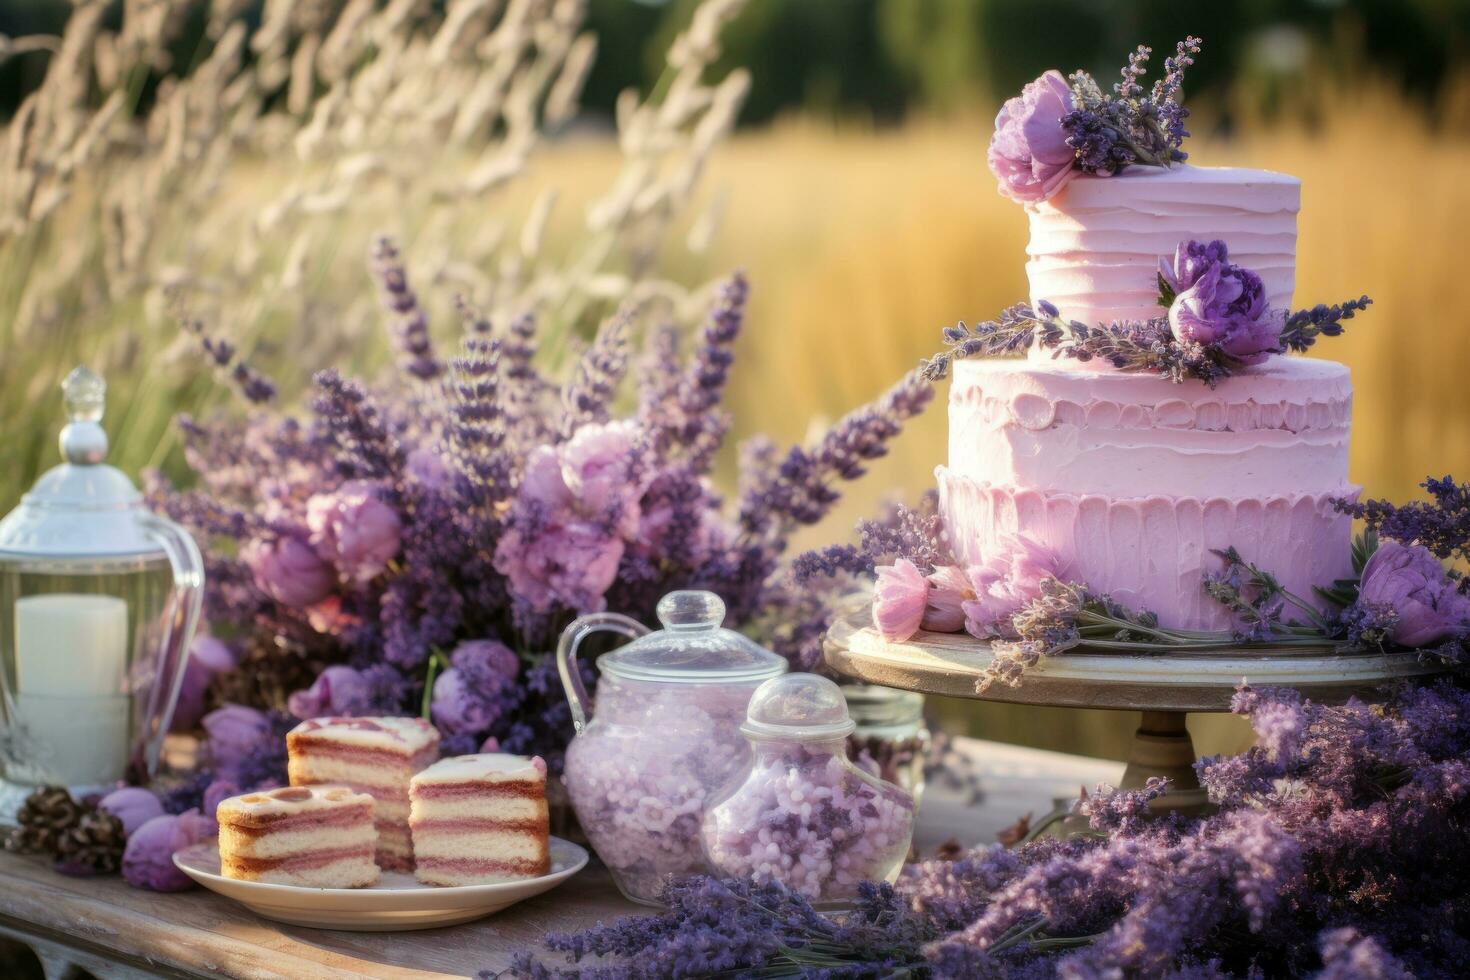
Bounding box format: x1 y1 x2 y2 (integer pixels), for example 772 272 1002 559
290 716 440 753
1025 165 1300 331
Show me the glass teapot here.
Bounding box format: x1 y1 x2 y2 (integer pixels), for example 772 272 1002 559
557 589 786 905
0 368 204 819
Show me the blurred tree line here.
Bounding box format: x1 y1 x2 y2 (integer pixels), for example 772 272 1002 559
3 0 1469 124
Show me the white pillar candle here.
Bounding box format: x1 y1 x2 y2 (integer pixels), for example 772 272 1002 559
14 594 131 787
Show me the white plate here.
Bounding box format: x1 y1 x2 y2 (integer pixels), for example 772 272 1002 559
173 837 589 931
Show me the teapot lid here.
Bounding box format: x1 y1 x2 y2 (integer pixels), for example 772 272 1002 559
741 673 856 741
599 590 787 684
0 367 163 561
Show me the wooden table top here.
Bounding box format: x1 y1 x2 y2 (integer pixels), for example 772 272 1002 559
0 739 1121 979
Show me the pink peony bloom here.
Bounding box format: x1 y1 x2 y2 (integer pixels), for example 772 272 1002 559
287 665 371 719
923 565 975 633
1357 541 1470 648
170 634 237 732
873 559 930 642
242 533 335 607
306 480 402 583
963 534 1067 638
122 809 215 891
494 519 625 614
988 70 1078 204
99 787 165 836
202 704 270 782
561 421 643 523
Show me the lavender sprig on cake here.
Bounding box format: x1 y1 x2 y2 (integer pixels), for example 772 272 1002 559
923 239 1372 388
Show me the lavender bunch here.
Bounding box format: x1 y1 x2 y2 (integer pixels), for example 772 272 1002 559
1061 37 1201 175
163 260 937 780
506 876 934 979
1337 475 1470 571
511 681 1470 978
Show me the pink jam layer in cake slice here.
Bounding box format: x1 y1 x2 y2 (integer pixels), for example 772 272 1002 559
287 716 440 872
410 753 551 886
217 785 379 887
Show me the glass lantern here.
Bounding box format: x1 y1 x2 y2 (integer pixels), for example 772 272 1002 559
0 367 204 820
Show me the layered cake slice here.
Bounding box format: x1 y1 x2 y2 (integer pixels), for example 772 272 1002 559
409 754 551 886
287 716 439 871
216 785 379 887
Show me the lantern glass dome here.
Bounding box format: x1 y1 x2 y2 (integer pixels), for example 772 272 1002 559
0 368 204 819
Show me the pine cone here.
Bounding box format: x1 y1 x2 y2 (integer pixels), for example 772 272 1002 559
4 786 83 855
53 809 127 876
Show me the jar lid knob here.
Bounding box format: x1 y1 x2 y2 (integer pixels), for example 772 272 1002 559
59 366 109 465
655 590 726 631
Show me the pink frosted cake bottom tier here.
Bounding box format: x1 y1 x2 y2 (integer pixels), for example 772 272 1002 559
938 470 1356 631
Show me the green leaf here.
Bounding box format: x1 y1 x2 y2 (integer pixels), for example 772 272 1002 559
1157 270 1176 308
1352 528 1380 576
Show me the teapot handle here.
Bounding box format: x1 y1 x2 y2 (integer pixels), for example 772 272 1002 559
132 513 205 780
555 613 649 734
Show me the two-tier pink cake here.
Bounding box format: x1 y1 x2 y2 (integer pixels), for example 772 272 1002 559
937 165 1356 630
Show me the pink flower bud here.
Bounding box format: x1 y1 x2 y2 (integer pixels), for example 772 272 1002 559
873 559 929 642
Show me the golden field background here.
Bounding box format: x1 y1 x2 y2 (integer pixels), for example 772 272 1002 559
4 63 1469 759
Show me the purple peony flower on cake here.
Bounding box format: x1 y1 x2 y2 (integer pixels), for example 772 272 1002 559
923 565 975 633
1356 540 1470 648
1160 239 1283 365
988 71 1077 204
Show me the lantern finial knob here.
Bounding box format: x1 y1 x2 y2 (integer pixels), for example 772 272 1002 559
59 366 109 464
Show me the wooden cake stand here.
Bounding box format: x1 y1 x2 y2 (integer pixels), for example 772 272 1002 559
824 603 1447 816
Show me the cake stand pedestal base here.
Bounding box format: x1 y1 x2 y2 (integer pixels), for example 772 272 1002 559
1119 711 1213 817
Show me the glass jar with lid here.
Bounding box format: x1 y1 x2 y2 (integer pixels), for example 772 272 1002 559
843 684 931 805
557 589 787 905
701 673 916 908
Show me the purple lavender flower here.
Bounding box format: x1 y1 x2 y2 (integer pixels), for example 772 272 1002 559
988 70 1078 203
122 810 215 891
372 236 443 381
1160 240 1282 365
241 532 336 607
306 480 402 583
1337 475 1470 568
1356 540 1470 648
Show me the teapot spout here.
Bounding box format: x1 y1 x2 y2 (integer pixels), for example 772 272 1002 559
555 612 649 733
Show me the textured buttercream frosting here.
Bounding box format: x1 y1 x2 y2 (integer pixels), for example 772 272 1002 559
1025 165 1300 332
939 357 1356 631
